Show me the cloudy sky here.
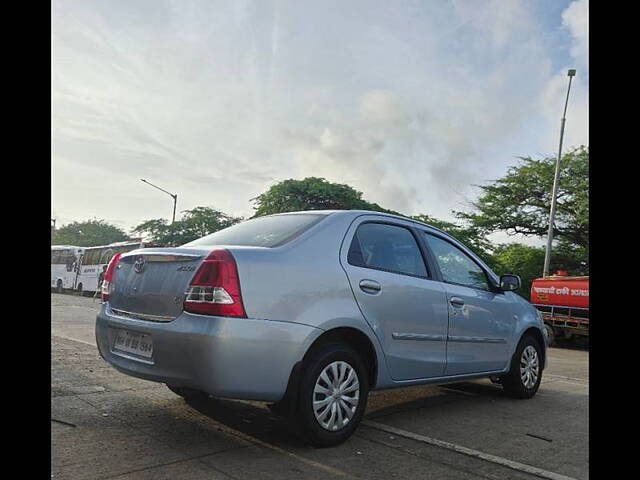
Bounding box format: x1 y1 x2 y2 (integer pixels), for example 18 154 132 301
52 0 588 240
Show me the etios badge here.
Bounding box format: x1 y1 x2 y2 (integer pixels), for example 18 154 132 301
133 256 146 273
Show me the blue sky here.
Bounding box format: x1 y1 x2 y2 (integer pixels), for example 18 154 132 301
52 0 588 244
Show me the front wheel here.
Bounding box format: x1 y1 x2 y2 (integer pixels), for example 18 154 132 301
502 335 543 399
295 344 369 447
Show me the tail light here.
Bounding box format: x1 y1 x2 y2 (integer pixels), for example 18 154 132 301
184 249 246 317
101 253 122 303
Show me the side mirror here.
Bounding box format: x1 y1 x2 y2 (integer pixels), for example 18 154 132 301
500 274 521 292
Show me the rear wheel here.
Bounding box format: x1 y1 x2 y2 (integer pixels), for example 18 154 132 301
294 344 369 447
502 335 543 399
166 384 207 400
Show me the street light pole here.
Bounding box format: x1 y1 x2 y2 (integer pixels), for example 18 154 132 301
542 69 576 277
140 179 178 224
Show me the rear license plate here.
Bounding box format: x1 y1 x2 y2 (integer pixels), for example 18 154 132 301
113 329 153 358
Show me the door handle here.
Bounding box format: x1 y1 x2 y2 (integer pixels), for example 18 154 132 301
359 279 381 294
449 296 465 307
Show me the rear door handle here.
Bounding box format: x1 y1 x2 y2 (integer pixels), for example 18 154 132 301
449 296 465 307
359 279 381 294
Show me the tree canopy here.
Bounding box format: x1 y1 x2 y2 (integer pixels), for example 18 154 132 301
251 177 398 217
132 206 241 246
76 145 587 298
52 219 129 247
456 146 588 249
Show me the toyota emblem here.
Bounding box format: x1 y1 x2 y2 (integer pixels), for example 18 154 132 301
133 256 146 273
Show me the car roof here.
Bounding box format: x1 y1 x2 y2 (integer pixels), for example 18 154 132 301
270 209 455 239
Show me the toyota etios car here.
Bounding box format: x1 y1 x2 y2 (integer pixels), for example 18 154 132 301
96 210 547 446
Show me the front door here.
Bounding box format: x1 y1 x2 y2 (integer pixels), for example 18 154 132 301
341 218 449 381
421 232 514 375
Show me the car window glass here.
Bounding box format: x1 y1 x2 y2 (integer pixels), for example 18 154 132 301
349 223 427 277
423 233 489 290
184 214 326 248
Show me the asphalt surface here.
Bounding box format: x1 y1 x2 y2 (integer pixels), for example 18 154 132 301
51 293 588 480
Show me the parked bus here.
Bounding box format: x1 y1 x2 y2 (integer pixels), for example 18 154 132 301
51 245 84 293
75 240 156 293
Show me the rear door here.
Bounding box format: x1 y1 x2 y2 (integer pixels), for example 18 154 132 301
340 217 449 381
420 232 514 375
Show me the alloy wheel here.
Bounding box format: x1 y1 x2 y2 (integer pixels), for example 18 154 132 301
520 345 539 389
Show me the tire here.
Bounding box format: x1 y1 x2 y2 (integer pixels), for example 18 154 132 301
166 384 207 400
294 343 369 447
544 324 555 347
56 280 63 294
502 335 543 399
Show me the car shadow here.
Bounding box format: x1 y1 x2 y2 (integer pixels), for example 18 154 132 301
185 395 304 448
183 381 504 447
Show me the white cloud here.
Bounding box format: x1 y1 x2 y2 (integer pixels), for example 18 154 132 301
52 0 588 234
533 0 588 156
562 0 589 72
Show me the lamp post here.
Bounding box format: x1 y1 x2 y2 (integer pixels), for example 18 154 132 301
542 69 576 277
140 179 178 224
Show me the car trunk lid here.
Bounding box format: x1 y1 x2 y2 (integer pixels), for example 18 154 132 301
109 247 210 321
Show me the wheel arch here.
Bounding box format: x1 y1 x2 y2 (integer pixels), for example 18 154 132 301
302 327 379 389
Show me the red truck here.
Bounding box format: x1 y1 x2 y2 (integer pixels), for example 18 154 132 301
530 271 589 346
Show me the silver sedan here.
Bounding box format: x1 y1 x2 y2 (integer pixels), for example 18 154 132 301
96 210 546 446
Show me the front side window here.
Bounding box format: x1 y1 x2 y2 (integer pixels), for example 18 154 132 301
348 223 427 277
423 233 489 290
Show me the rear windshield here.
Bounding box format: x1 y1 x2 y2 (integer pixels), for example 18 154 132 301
183 213 327 248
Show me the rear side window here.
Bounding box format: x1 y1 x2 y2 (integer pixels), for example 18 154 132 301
348 223 427 277
184 214 326 248
422 233 489 291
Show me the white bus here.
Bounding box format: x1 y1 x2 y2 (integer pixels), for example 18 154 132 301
51 245 84 293
75 240 155 293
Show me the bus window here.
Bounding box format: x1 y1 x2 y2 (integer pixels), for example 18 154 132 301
84 249 99 265
100 249 115 264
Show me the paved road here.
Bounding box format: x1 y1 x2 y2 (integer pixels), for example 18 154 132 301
52 293 588 479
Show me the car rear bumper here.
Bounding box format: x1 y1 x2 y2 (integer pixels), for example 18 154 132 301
95 304 322 402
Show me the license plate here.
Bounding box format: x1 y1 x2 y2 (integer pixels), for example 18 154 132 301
113 329 153 359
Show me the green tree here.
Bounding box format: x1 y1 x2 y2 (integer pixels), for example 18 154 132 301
491 243 546 298
456 146 588 273
52 219 129 247
251 177 398 217
456 146 588 248
132 206 241 246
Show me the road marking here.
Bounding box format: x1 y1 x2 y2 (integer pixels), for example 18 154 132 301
52 334 97 347
196 416 358 479
545 373 588 384
363 421 578 480
78 388 357 479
